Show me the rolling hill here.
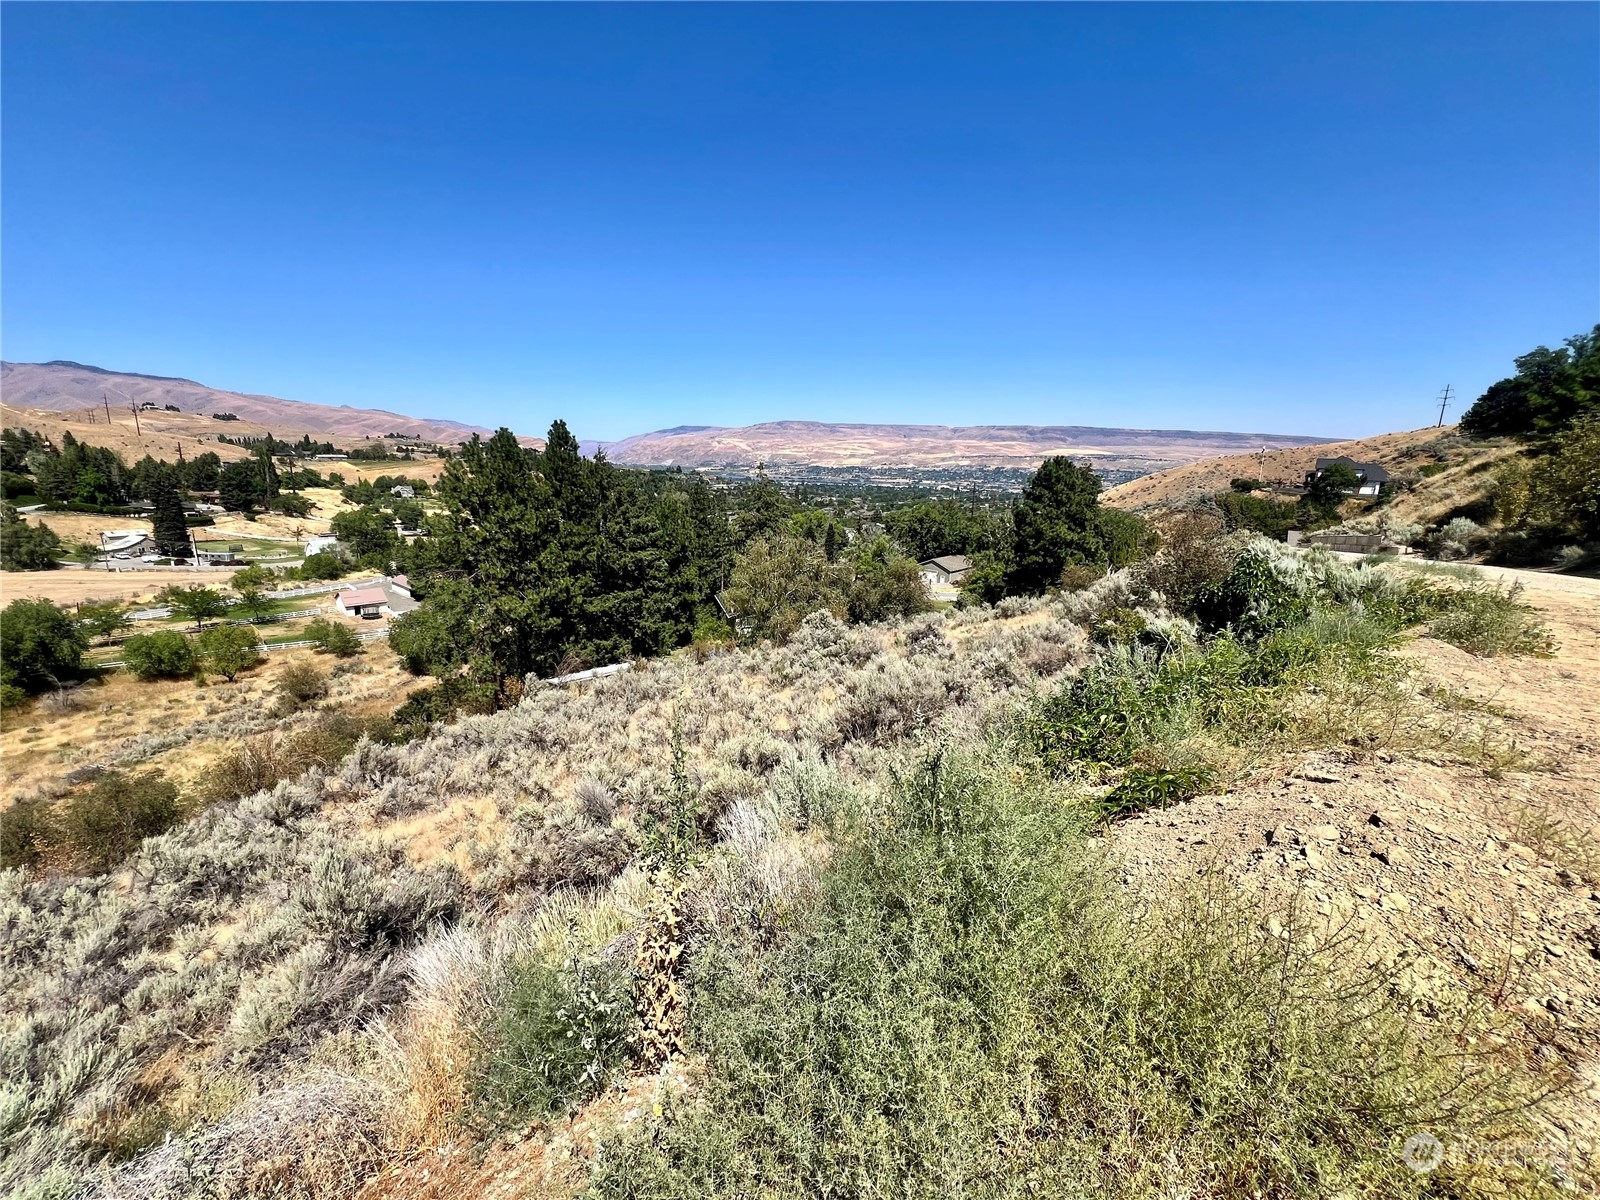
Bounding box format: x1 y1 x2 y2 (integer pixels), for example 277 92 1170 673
0 360 524 447
1098 424 1489 511
603 420 1337 473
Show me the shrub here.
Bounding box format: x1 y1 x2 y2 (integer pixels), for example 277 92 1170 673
1100 764 1218 817
1057 561 1105 592
590 750 1533 1198
306 617 362 657
277 661 328 707
58 769 182 873
1429 583 1557 658
122 631 196 680
197 623 262 681
230 564 278 591
1426 516 1489 561
391 675 497 737
473 952 636 1125
1189 540 1321 640
1089 606 1147 647
204 715 392 804
0 796 55 870
0 597 87 696
1136 514 1240 615
297 550 344 581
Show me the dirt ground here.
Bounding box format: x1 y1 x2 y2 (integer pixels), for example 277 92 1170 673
1112 583 1600 1158
0 567 247 607
0 644 423 803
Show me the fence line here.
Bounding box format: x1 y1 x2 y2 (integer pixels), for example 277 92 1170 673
96 627 388 669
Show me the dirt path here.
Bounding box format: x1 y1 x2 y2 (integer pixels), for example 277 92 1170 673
1329 551 1600 600
1428 560 1600 599
1114 588 1600 1160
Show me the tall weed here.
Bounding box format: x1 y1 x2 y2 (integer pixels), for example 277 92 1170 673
590 749 1544 1199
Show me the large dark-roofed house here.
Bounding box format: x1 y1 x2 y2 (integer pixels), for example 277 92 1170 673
1306 457 1392 497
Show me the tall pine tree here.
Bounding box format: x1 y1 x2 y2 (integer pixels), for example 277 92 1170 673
1007 457 1108 594
148 463 190 558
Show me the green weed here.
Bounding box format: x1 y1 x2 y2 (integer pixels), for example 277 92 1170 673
589 749 1549 1199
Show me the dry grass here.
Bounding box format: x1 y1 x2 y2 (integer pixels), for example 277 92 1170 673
7 545 1592 1200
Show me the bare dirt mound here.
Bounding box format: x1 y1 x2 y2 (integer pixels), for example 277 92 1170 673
1112 587 1600 1147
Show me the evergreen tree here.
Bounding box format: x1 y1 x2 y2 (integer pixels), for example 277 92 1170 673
183 451 223 492
1007 458 1108 594
148 463 190 558
0 504 64 571
219 459 260 513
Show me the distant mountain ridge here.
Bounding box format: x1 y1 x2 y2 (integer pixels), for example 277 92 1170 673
0 360 520 446
604 419 1338 472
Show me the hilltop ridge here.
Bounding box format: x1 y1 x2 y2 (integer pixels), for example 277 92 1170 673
1 360 531 447
605 418 1337 475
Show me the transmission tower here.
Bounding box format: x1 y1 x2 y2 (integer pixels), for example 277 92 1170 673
1435 384 1453 428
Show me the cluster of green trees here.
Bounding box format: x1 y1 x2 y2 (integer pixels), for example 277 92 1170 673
391 423 736 697
389 425 1155 716
1458 326 1600 552
1460 325 1598 441
0 425 334 572
0 585 284 706
0 502 66 570
2 429 132 507
722 533 929 642
330 475 432 568
216 431 342 457
1005 458 1154 595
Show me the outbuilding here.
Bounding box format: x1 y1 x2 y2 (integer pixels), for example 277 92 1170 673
335 586 390 619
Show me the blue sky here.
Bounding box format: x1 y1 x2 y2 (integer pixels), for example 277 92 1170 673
3 4 1596 442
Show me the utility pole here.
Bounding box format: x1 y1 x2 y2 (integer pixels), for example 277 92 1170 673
1435 384 1453 428
130 402 142 437
103 393 112 424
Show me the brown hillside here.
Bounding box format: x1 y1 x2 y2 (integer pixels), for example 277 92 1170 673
606 419 1334 471
1 360 540 447
1101 424 1474 511
2 402 265 468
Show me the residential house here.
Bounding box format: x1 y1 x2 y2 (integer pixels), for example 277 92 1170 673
918 555 974 589
99 530 150 555
1305 457 1392 498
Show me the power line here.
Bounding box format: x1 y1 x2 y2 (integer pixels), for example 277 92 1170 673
1435 384 1453 428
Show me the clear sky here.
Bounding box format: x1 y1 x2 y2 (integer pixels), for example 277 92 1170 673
3 4 1596 442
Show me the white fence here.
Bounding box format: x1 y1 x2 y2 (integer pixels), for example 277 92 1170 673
96 627 388 670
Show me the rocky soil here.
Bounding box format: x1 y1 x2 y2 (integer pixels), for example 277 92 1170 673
1113 585 1600 1169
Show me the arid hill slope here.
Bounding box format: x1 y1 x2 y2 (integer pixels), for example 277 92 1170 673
1101 425 1467 511
605 419 1334 471
2 401 262 469
1 360 529 446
